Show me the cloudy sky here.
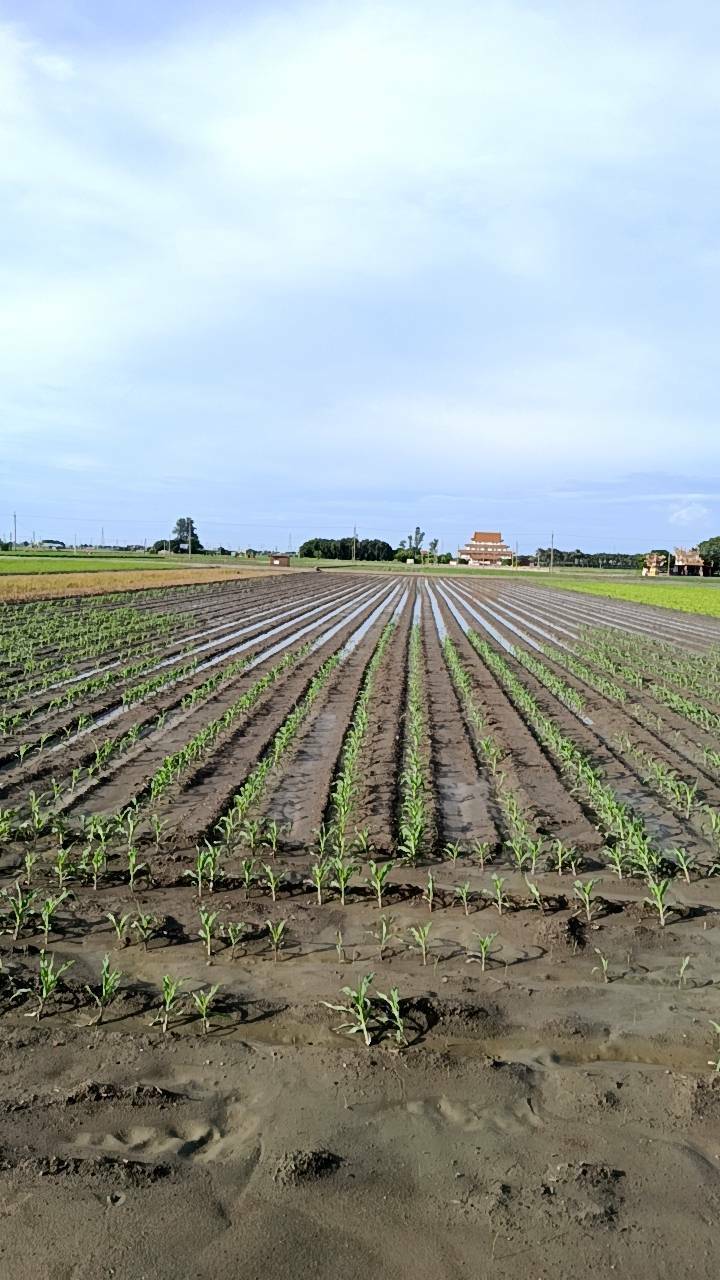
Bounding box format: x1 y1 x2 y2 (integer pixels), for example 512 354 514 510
2 0 720 552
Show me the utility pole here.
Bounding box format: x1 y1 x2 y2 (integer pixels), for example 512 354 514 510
549 531 554 575
188 516 192 559
101 526 104 547
352 524 357 562
13 511 16 550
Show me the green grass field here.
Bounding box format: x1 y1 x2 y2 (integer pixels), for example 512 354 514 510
532 576 720 618
0 554 236 575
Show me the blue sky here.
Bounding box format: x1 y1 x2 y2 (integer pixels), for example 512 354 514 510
2 0 720 553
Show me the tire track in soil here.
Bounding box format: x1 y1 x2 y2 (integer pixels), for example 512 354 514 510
346 589 415 855
422 588 497 849
164 584 403 842
438 598 603 856
253 593 407 849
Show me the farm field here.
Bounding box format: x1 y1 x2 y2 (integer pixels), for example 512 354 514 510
2 571 720 1277
0 561 275 603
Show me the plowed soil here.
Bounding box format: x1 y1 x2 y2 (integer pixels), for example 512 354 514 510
2 572 720 1279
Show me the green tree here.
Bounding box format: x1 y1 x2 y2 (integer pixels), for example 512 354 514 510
171 518 203 553
698 537 720 573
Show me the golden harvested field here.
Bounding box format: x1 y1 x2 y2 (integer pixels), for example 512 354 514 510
0 565 279 602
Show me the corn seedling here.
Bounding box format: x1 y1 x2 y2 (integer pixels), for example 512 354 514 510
223 921 248 960
367 860 395 910
40 891 69 945
149 813 168 848
127 846 149 892
240 857 257 899
408 921 432 966
454 882 472 916
262 819 284 857
467 931 497 972
314 823 333 856
308 858 332 906
591 949 610 983
573 878 598 923
54 847 74 891
241 818 263 852
353 828 373 856
490 874 509 916
267 918 287 961
443 841 463 866
198 908 220 960
368 914 397 960
644 877 670 927
335 928 345 962
331 857 357 906
262 864 284 903
2 882 37 941
23 850 39 887
151 975 187 1033
525 878 545 912
471 839 493 870
322 973 375 1047
376 986 408 1046
422 869 435 912
678 955 691 988
131 912 159 951
192 984 220 1034
550 839 573 876
671 848 695 884
106 911 132 946
85 954 123 1024
26 950 74 1020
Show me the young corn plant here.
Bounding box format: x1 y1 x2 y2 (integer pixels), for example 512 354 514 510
454 882 472 917
366 860 395 911
331 858 357 907
368 914 397 961
127 846 149 892
192 984 220 1034
308 858 332 906
471 839 493 870
678 955 691 988
85 953 123 1024
267 919 287 961
322 973 375 1047
151 975 186 1033
644 877 671 927
240 857 257 899
40 891 69 945
524 879 545 912
223 921 248 960
443 841 463 866
490 874 509 916
408 921 432 966
26 950 74 1020
198 908 220 961
262 864 284 903
107 911 132 947
591 949 610 983
131 912 159 951
467 931 498 972
422 869 435 912
573 878 599 923
376 986 408 1046
2 882 37 942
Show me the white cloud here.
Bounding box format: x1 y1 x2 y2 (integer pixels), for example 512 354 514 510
669 502 711 526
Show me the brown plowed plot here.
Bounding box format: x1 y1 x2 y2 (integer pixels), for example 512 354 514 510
4 573 720 1280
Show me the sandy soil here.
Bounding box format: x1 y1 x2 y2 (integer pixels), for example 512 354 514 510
2 574 720 1278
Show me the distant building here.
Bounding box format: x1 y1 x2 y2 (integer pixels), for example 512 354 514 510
270 554 291 568
38 539 66 549
458 530 512 567
643 552 667 577
674 546 706 576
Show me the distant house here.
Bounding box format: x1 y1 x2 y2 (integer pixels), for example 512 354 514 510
458 530 512 567
38 539 66 550
643 553 667 577
674 547 706 576
270 554 291 568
